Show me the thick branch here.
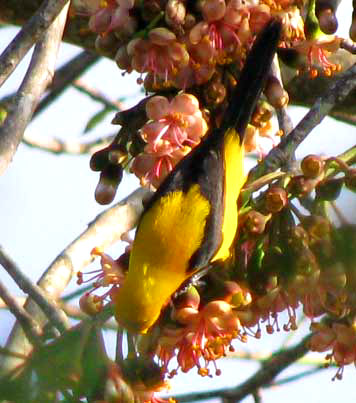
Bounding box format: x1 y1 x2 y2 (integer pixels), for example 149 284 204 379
0 0 70 87
0 187 151 376
0 2 69 176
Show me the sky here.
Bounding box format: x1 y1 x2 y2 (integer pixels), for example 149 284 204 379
0 3 356 402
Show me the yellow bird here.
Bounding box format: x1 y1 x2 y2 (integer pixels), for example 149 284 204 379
113 20 282 334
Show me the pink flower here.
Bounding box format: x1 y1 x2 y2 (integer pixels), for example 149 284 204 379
127 28 189 83
174 300 241 375
88 0 136 36
292 35 342 77
131 94 208 187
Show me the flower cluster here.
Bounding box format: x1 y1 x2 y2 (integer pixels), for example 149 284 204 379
86 0 351 190
81 151 356 401
79 0 345 89
75 0 356 399
131 93 208 187
157 288 244 377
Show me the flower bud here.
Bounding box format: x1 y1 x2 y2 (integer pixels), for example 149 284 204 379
315 177 343 201
90 147 110 172
301 154 324 179
316 7 338 34
115 45 132 72
95 32 119 58
264 76 289 109
205 80 227 106
202 0 226 22
242 210 270 234
165 0 186 28
288 175 318 198
79 293 103 315
172 306 199 324
226 283 252 307
265 186 288 213
95 164 123 205
173 285 200 310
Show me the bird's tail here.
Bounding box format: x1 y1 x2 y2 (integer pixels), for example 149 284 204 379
221 20 282 139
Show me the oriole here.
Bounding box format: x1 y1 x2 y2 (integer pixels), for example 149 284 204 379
113 20 282 334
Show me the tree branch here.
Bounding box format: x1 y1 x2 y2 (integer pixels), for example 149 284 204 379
22 132 115 155
0 281 42 347
0 2 69 176
271 55 293 136
72 80 123 111
33 50 100 118
0 187 151 376
0 0 70 87
249 63 356 182
1 2 355 122
173 335 311 402
0 245 69 334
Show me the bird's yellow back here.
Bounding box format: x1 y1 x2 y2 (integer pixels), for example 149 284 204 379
211 128 245 263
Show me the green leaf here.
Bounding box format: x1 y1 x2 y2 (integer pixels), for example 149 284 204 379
83 108 111 134
0 322 109 402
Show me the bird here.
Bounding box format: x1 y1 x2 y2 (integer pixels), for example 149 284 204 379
113 20 282 334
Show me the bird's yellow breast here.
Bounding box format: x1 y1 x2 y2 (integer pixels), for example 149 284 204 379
114 184 210 333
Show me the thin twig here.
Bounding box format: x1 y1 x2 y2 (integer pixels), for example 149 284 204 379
33 50 100 118
73 80 124 111
0 2 69 176
0 295 118 330
0 51 100 119
173 335 311 402
22 132 115 155
0 0 70 87
248 63 356 183
271 55 294 137
270 365 325 387
0 245 69 334
0 281 42 347
0 187 151 376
